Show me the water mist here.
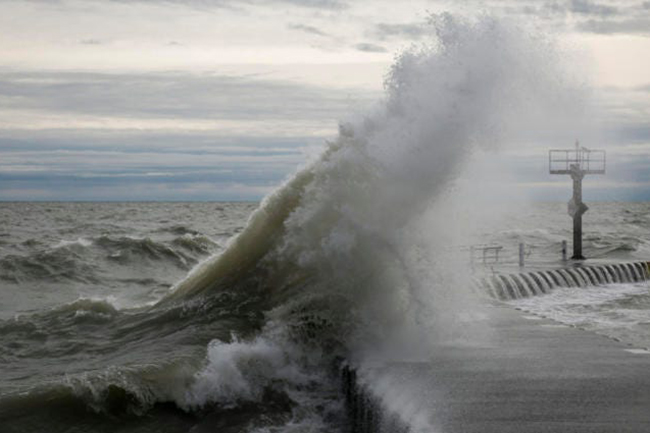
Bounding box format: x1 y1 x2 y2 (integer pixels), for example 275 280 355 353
162 13 584 431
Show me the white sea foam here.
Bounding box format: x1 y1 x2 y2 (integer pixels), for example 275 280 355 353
182 336 310 408
178 332 343 431
508 283 650 348
53 237 93 249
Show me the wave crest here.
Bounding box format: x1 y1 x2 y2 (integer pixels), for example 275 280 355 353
161 14 573 356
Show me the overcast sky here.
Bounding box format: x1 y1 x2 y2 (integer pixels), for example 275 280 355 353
0 0 648 201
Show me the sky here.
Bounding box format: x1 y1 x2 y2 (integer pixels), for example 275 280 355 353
0 0 648 201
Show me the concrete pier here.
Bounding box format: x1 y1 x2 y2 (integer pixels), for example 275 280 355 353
347 303 650 433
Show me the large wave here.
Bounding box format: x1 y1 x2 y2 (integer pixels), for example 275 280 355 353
145 15 581 429
0 14 583 433
162 14 572 344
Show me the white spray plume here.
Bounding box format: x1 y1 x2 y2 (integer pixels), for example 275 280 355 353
270 14 582 349
164 13 587 432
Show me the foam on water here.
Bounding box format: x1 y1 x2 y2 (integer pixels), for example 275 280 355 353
183 336 316 409
53 237 94 249
508 283 650 349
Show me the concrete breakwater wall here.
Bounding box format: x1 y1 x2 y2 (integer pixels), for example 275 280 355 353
340 365 410 433
474 261 650 301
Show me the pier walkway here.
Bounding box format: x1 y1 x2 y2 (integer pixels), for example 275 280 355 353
352 303 650 433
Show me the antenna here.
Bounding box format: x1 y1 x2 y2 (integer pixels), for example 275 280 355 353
549 141 606 260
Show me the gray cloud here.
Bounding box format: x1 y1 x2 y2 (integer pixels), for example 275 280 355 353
80 39 104 45
0 69 377 201
354 43 388 53
0 172 279 201
0 131 320 200
569 0 618 16
373 22 428 41
287 23 330 37
0 71 376 121
273 0 345 8
0 129 320 153
517 0 620 17
477 0 650 35
577 17 650 33
51 0 348 9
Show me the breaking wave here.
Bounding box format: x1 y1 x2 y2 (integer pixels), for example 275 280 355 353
0 14 581 433
146 14 575 427
162 13 572 346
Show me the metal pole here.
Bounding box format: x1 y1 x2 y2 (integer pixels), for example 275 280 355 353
570 168 586 260
562 240 567 261
519 243 525 268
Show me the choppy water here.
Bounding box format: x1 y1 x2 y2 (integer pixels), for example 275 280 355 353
0 202 310 433
0 202 254 317
2 201 650 432
2 15 649 433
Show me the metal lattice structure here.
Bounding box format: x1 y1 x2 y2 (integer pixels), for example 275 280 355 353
549 146 606 175
549 141 606 260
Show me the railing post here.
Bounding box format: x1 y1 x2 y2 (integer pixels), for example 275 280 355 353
519 243 525 268
562 240 567 261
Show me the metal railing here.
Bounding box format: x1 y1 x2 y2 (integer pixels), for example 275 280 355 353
549 148 606 175
469 244 503 265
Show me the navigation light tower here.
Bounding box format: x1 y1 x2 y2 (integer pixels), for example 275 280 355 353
549 141 606 260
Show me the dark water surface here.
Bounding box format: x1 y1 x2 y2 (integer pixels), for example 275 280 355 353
0 202 308 433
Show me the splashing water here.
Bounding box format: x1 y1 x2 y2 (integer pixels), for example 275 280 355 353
149 15 582 430
165 14 574 347
0 14 583 433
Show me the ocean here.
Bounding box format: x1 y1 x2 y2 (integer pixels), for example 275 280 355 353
1 201 650 432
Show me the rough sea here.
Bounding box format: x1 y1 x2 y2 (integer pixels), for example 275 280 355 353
3 15 649 433
1 201 649 432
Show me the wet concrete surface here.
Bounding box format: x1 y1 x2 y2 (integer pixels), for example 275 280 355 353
359 304 650 433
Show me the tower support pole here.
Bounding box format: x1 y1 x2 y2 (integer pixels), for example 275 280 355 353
570 168 586 260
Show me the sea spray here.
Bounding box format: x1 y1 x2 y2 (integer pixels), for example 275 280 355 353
182 336 328 409
164 14 575 342
0 14 587 433
152 14 584 430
